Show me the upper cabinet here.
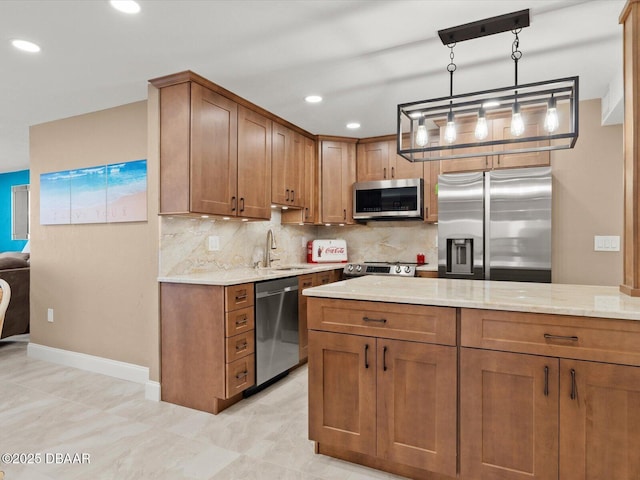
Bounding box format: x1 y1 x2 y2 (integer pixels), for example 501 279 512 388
272 123 304 208
320 139 356 224
282 135 318 225
154 75 272 219
357 139 423 182
439 108 550 174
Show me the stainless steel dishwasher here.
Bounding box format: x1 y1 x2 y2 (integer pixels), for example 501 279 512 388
253 276 299 389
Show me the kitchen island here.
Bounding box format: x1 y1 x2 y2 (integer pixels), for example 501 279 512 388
304 276 640 480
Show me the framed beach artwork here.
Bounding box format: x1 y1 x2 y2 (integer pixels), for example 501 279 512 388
40 170 72 225
40 159 147 225
107 160 147 223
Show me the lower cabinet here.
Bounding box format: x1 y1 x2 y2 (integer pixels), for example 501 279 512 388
160 282 256 414
308 329 457 477
461 348 640 480
298 269 342 362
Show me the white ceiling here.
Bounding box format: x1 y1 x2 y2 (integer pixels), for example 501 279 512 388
0 0 625 173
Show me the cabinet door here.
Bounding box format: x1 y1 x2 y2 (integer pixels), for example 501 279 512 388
424 159 439 223
190 83 238 215
237 106 272 219
290 132 305 207
356 141 388 181
492 109 550 169
308 330 376 456
460 348 559 480
271 123 291 205
388 140 425 180
440 120 491 173
377 339 457 477
321 141 356 224
560 360 640 480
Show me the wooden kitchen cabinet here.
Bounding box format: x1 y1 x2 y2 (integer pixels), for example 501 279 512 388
272 123 304 208
308 298 457 478
154 75 271 219
460 308 640 480
160 282 255 415
491 108 550 169
439 108 550 174
559 360 640 480
356 138 424 182
320 139 356 224
460 348 559 480
282 135 318 224
298 269 342 362
423 158 440 223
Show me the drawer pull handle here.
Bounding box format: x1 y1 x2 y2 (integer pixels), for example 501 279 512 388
570 369 577 400
235 294 248 302
286 189 290 201
544 366 549 396
383 346 388 371
363 316 387 324
291 190 295 202
235 316 248 326
544 334 578 342
364 344 369 369
236 371 249 380
231 196 237 212
236 342 248 351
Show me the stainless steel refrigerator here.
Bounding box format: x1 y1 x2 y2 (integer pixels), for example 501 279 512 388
437 166 552 283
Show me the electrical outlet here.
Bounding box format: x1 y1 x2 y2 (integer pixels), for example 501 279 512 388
208 236 220 251
47 308 54 323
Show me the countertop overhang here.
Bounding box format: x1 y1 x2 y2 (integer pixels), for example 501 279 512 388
158 263 346 286
303 276 640 321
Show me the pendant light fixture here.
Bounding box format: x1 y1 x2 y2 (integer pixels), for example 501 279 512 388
397 9 579 162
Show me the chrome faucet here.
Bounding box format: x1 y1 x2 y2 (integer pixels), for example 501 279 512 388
264 229 279 267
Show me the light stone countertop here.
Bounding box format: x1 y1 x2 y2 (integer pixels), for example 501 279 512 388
302 276 640 321
158 263 346 286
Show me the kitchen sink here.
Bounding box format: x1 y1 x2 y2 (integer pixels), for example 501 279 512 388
271 266 313 271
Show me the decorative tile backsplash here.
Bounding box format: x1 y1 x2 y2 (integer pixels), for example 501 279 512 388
159 211 438 276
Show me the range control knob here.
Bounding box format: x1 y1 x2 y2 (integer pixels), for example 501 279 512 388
356 265 362 273
395 265 402 273
404 266 412 273
347 264 354 272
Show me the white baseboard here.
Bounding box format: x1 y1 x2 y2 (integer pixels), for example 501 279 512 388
27 343 160 401
145 380 161 401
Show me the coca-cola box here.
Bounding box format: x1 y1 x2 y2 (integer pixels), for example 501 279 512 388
307 239 348 263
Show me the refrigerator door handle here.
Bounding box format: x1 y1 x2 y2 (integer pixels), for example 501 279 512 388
484 173 491 280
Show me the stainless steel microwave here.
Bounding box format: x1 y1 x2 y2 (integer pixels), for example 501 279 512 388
353 178 424 221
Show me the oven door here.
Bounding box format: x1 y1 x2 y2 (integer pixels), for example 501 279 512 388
353 178 424 220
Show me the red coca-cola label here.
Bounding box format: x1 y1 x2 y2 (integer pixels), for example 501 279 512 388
325 247 345 254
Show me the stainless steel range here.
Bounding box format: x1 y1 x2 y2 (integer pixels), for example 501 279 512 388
343 262 417 277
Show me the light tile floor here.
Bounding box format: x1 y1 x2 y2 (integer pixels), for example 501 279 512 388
0 338 406 480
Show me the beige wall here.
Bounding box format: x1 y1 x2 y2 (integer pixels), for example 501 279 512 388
29 99 160 380
551 98 623 286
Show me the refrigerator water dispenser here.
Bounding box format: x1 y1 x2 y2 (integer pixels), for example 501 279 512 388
447 238 473 275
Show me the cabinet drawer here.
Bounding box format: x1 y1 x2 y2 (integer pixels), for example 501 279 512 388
316 272 332 285
225 306 255 337
461 308 640 366
225 283 254 311
225 331 255 363
308 298 456 346
226 354 255 397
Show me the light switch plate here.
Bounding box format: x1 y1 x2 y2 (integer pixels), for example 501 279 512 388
594 235 620 252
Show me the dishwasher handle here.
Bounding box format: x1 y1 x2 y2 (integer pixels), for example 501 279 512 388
256 285 299 299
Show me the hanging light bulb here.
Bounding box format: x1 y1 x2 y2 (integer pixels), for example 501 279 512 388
510 102 525 137
474 107 489 140
444 110 456 144
415 117 428 147
544 94 559 133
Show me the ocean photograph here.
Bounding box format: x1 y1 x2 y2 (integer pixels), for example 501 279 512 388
70 166 107 224
106 159 147 222
40 170 72 225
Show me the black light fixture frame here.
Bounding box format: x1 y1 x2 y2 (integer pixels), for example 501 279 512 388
397 9 579 162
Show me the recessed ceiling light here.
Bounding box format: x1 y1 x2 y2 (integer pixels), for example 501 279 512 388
12 39 40 53
346 122 361 130
110 0 141 14
305 95 323 103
